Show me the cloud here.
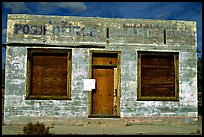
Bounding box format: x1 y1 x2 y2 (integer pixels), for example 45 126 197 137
38 2 87 13
3 2 31 13
155 11 170 20
58 2 87 13
2 28 7 36
3 2 87 15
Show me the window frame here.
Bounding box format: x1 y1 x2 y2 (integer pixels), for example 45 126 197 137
137 51 179 101
26 48 72 100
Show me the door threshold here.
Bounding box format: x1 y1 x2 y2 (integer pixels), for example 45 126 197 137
89 114 120 118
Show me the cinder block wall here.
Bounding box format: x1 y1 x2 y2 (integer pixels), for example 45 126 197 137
4 14 197 124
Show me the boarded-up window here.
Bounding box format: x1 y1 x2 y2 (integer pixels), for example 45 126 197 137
26 49 72 100
137 51 179 101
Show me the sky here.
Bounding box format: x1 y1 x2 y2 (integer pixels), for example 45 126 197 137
1 2 202 68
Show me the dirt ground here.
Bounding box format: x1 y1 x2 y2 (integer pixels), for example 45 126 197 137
2 116 202 135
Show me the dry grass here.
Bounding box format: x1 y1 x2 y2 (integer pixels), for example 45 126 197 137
22 122 53 135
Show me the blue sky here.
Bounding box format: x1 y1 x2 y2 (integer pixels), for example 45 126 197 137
1 2 202 68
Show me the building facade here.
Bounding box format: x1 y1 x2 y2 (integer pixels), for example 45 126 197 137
4 14 198 125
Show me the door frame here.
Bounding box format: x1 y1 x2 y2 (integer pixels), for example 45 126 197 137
88 50 121 118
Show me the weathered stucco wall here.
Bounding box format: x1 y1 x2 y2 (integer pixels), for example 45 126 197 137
5 47 90 124
4 14 197 124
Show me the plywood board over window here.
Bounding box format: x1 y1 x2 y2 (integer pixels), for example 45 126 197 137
26 48 72 100
137 51 179 101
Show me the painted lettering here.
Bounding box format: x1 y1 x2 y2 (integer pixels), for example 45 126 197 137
123 23 177 29
14 24 22 34
14 24 45 35
146 28 153 37
14 23 98 37
42 26 46 35
23 25 30 34
30 25 37 35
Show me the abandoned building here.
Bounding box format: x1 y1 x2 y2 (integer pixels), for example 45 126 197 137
3 14 198 125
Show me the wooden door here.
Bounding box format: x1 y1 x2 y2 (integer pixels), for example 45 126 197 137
91 52 119 117
92 68 114 115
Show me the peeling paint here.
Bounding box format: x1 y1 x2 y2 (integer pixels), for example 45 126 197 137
4 14 198 125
